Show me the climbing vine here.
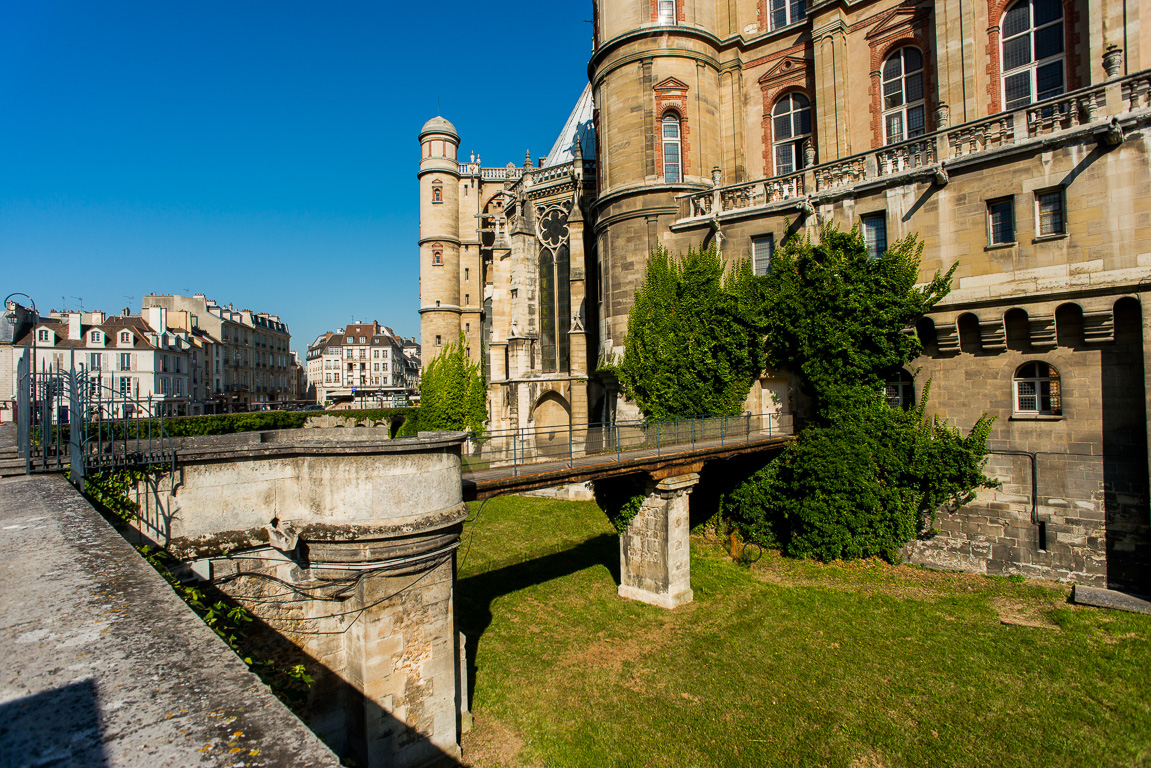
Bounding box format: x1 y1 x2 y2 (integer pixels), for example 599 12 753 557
593 475 647 533
399 333 486 436
617 245 767 420
721 225 998 561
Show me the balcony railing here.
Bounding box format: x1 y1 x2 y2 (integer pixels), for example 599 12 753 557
455 159 597 185
677 72 1144 224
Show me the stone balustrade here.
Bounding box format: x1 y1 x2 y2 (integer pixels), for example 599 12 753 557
674 69 1150 227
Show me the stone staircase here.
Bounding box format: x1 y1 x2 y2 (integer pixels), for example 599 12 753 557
0 424 27 478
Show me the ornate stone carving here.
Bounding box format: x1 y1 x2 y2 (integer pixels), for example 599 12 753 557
1104 45 1123 79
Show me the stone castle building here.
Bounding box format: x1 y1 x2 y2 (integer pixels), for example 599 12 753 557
421 0 1151 591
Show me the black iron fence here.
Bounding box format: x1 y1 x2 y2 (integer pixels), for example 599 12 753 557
14 347 176 484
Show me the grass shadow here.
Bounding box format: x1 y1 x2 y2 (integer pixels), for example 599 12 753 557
456 532 620 707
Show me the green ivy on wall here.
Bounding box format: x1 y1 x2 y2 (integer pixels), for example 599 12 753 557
722 225 998 561
399 333 486 437
617 245 767 420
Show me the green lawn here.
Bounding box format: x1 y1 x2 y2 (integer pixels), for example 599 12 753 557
455 495 1151 768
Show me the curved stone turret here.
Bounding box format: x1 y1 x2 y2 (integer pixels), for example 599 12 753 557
418 116 463 363
590 0 726 353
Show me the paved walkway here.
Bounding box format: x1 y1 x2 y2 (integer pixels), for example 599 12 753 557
0 473 339 768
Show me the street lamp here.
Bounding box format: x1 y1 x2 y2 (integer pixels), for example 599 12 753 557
4 292 38 422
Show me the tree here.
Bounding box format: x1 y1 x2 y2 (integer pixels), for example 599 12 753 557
404 334 486 435
722 225 998 561
617 245 767 420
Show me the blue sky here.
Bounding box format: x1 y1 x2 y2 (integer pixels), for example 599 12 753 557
1 1 593 355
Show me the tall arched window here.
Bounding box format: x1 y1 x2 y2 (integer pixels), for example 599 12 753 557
1014 361 1061 415
662 113 682 183
882 47 926 144
772 93 812 175
1001 0 1065 111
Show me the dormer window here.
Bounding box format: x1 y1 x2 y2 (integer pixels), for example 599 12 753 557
38 329 49 342
120 331 131 343
89 330 101 344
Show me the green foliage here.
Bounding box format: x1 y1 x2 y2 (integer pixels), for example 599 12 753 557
593 475 648 533
727 388 996 562
395 408 422 437
723 225 997 562
70 408 416 443
617 245 767 420
761 225 954 418
162 411 309 435
85 470 148 522
417 333 487 433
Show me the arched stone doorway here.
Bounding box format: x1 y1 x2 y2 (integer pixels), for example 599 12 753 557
532 391 571 460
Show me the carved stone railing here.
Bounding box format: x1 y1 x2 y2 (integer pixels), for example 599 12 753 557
875 137 935 175
1122 74 1151 111
766 171 805 203
946 114 1016 159
814 156 867 192
1026 86 1107 136
673 69 1151 226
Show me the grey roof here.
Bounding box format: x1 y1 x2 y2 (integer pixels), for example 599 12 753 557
420 116 458 140
541 85 595 169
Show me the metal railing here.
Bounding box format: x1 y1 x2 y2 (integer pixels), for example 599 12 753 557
14 347 176 485
461 411 791 476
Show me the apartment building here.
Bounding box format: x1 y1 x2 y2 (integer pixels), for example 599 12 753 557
306 322 419 407
142 294 293 411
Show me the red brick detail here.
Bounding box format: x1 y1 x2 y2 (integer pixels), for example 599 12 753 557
985 0 1081 114
593 0 600 49
649 0 685 23
867 23 936 148
758 52 815 177
745 41 808 73
654 78 691 180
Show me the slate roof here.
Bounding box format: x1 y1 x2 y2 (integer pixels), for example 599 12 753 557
541 84 595 169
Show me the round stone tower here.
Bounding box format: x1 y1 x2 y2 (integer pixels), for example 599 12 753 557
418 116 462 365
589 0 727 355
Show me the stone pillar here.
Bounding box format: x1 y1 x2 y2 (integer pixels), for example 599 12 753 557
618 472 698 609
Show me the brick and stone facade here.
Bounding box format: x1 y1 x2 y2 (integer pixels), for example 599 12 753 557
419 0 1150 591
585 0 1151 592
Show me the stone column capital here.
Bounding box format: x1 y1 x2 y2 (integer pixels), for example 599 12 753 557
654 472 700 494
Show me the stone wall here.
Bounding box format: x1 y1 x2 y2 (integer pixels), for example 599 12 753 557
618 473 697 608
902 298 1150 592
124 428 470 767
